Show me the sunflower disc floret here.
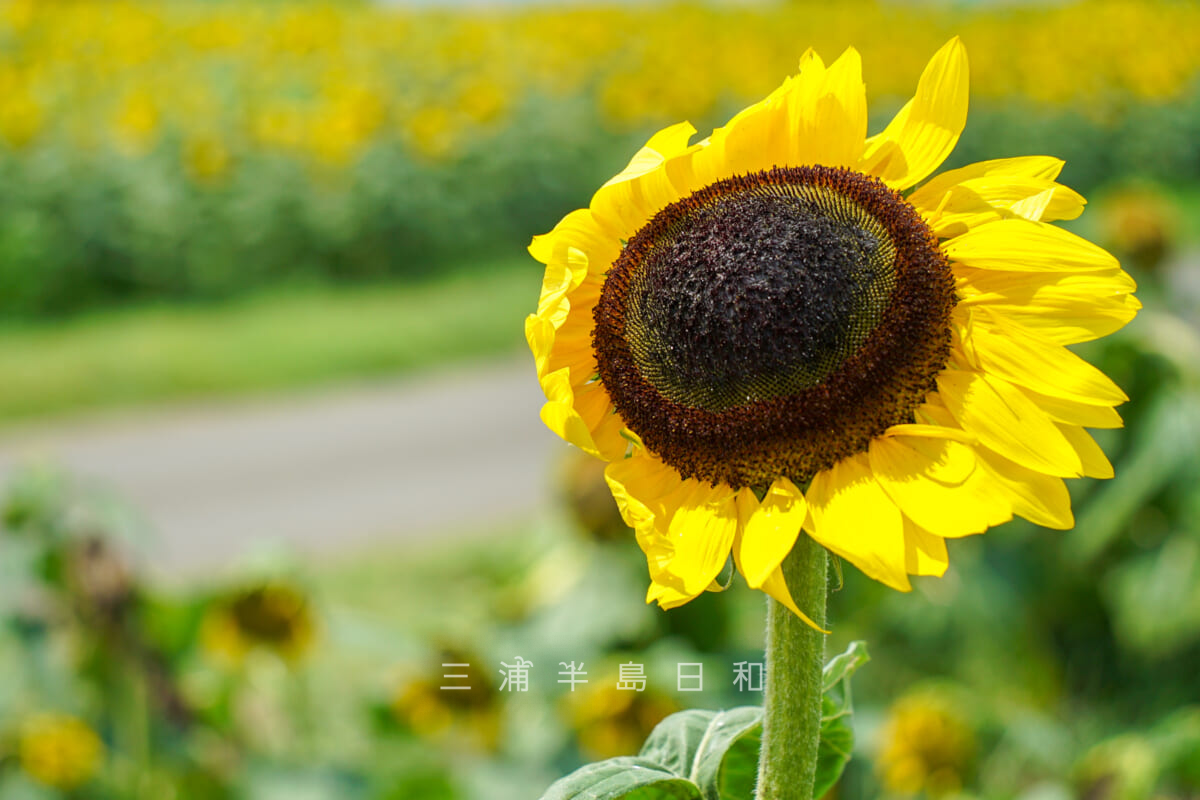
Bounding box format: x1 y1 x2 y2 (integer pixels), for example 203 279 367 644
594 165 956 490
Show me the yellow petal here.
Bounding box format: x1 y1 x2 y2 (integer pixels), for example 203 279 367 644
647 578 701 611
759 558 829 633
974 447 1074 529
717 91 789 176
1057 423 1114 479
605 452 683 531
903 519 950 578
916 176 1085 237
734 479 807 589
781 47 867 168
525 313 554 379
807 454 911 591
880 423 975 443
956 266 1140 344
589 121 697 238
538 369 614 458
859 37 968 189
943 218 1118 272
528 208 619 276
937 369 1082 477
535 246 589 318
910 156 1067 203
965 308 1128 406
1018 385 1124 429
662 481 739 596
869 435 1012 538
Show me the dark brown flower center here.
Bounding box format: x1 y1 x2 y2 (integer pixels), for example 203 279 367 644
593 165 955 490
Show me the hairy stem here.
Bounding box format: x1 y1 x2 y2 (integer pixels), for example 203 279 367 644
756 534 828 799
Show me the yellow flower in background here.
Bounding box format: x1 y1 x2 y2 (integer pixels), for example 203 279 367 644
18 713 104 791
566 679 679 761
183 134 232 183
201 582 317 664
113 88 161 153
527 39 1139 625
877 692 974 795
391 655 501 752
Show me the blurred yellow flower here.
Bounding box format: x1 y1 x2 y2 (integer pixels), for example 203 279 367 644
183 134 232 183
1100 185 1179 273
877 692 974 796
566 679 679 761
391 654 501 751
18 713 104 791
201 582 317 665
405 106 459 161
113 89 160 153
0 88 42 148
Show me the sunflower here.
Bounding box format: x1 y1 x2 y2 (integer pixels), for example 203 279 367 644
201 582 317 664
526 39 1138 627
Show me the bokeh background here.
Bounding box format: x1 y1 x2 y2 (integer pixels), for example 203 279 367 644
0 1 1198 798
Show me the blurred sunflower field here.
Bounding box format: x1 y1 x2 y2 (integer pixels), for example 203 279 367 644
0 0 1198 316
1 0 1200 799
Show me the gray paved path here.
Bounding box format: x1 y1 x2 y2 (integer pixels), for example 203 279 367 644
0 356 566 579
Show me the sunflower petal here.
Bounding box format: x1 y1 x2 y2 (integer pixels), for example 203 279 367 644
964 308 1128 406
910 156 1067 203
860 37 968 189
759 558 829 633
974 447 1074 529
807 454 911 591
1057 424 1114 479
528 208 620 276
903 519 950 577
590 121 697 237
944 218 1118 272
956 266 1140 344
664 481 740 596
869 435 1012 538
937 369 1082 477
538 368 624 459
734 479 807 589
916 177 1086 237
781 46 867 168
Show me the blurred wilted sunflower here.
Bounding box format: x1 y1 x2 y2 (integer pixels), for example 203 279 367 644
527 39 1138 625
201 582 316 664
391 655 501 751
17 713 104 791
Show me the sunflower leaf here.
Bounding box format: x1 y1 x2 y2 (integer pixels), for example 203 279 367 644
537 757 703 800
815 641 870 796
686 708 762 800
639 709 719 777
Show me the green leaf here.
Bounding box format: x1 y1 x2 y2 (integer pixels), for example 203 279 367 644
638 707 762 800
639 710 719 777
689 708 762 800
814 642 870 796
539 758 703 800
822 641 869 697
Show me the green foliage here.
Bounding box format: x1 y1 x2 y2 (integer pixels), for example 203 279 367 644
815 642 869 797
0 258 532 424
539 643 868 800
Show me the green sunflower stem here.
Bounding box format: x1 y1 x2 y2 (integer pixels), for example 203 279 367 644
756 533 828 800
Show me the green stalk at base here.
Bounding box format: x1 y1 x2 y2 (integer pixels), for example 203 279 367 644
756 534 828 799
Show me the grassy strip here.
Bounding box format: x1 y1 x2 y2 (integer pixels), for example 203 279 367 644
0 257 537 425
